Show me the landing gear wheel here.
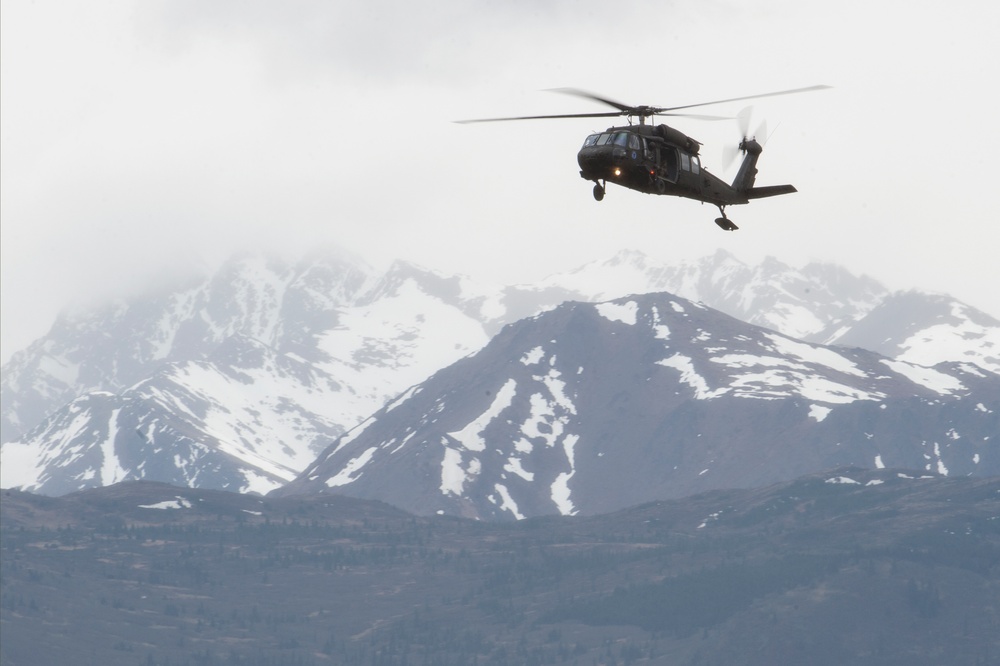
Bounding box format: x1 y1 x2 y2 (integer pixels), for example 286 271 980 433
593 183 605 201
714 206 738 231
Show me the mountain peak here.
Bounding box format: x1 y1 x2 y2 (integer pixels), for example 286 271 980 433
831 290 1000 373
275 291 999 520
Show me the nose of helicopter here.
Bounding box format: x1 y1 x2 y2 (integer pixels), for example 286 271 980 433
577 144 613 179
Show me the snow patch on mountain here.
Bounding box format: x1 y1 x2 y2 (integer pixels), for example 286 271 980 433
491 483 524 520
139 496 192 510
809 405 832 422
596 300 639 325
504 456 534 482
659 354 729 400
101 408 127 486
551 433 580 516
440 443 482 497
765 334 865 377
521 346 545 365
880 360 965 395
325 447 378 488
448 379 517 453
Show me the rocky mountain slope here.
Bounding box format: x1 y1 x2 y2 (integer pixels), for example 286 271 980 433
276 292 999 519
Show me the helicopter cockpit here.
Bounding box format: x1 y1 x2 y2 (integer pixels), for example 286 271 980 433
582 131 642 150
578 131 653 186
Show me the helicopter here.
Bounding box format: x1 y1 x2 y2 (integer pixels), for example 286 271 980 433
457 86 829 230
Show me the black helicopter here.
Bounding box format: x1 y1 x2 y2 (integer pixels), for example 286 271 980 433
458 86 828 230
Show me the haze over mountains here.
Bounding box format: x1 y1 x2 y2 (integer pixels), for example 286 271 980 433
2 248 998 508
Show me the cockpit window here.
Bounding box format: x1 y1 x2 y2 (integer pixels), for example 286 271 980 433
583 134 600 147
596 133 613 146
613 132 630 147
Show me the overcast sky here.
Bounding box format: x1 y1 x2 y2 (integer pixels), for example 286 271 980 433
3 0 999 363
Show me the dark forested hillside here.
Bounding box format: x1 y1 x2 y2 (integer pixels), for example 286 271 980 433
2 470 999 665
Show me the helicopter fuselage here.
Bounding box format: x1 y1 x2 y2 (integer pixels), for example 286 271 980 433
577 124 750 208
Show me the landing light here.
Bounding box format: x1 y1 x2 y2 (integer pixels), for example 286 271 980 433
613 168 621 177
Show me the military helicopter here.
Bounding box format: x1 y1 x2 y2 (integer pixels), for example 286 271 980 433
457 86 828 230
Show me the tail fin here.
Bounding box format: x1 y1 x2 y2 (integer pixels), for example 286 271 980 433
731 138 762 193
746 184 797 199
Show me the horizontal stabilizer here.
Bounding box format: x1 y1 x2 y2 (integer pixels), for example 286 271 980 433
746 185 797 199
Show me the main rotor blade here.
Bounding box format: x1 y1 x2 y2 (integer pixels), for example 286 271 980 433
454 111 623 124
547 89 732 119
659 112 732 121
546 87 634 113
660 84 831 114
456 84 827 124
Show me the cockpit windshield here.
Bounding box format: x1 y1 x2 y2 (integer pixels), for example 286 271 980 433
583 133 618 148
583 132 633 148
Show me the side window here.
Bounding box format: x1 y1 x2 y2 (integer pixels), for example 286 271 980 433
628 135 641 151
680 153 691 171
691 156 700 175
613 133 630 147
583 134 599 147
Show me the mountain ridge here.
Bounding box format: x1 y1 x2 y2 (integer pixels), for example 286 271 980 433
275 291 999 520
3 248 998 498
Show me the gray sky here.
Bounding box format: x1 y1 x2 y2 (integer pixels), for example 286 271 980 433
3 0 999 363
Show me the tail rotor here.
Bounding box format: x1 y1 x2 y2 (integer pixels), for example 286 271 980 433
724 106 769 169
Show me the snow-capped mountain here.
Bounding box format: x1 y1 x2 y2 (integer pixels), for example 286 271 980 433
496 250 1000 374
2 250 367 442
1 335 350 496
276 292 999 520
3 247 998 496
1 252 494 443
828 290 1000 374
1 252 492 494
